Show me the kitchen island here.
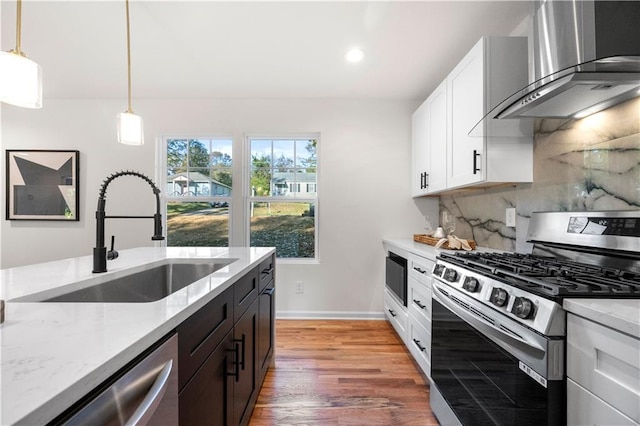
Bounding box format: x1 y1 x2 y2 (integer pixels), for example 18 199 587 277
0 246 275 425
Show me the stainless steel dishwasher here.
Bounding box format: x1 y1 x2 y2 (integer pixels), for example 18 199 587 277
55 333 179 426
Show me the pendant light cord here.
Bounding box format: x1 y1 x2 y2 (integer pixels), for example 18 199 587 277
125 0 133 113
12 0 24 56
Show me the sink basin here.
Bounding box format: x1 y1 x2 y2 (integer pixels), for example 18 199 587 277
19 260 234 303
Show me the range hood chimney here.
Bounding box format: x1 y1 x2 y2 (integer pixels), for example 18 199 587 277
493 0 640 120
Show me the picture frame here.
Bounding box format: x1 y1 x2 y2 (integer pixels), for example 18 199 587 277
6 150 80 221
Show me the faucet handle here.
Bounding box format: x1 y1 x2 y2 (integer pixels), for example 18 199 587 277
107 235 119 260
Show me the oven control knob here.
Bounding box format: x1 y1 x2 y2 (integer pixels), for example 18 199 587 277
490 288 508 307
443 268 458 282
433 264 446 277
462 277 479 292
512 297 534 319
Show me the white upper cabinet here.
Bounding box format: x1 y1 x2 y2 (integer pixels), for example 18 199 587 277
411 79 447 196
412 36 532 196
412 100 430 197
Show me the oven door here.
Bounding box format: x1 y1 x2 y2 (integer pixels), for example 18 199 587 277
430 281 565 426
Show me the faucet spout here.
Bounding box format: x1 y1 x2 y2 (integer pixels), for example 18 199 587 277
93 170 165 273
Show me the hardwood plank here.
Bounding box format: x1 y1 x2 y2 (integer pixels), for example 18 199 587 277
249 319 438 425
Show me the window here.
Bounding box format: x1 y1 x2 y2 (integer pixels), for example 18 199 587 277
248 137 318 260
163 138 232 247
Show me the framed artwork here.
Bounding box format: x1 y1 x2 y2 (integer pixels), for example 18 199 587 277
6 150 80 221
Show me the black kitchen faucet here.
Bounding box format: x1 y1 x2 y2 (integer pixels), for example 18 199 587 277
93 170 164 273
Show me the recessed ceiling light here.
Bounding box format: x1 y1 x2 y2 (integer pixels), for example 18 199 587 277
345 48 365 63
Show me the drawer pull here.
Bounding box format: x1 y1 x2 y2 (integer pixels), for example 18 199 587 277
233 335 246 370
227 343 240 382
413 267 426 274
388 309 397 318
413 339 426 352
413 299 426 310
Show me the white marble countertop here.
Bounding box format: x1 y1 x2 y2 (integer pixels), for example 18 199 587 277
0 246 275 426
382 237 502 261
564 299 640 339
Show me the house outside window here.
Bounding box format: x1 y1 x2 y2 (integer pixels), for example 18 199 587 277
162 138 232 247
248 136 318 260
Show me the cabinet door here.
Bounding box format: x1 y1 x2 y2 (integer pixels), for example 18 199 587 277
258 280 275 386
411 100 430 197
447 38 485 189
234 298 259 426
234 267 260 323
177 286 234 390
179 331 234 426
426 80 447 193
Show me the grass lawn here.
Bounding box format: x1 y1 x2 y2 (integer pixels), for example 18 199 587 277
167 202 315 257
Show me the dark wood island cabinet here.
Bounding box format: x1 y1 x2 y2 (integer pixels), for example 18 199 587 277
177 254 276 426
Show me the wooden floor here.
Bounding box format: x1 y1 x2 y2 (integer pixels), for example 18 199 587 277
249 320 438 426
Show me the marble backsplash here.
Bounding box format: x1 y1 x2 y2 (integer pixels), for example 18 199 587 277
440 97 640 253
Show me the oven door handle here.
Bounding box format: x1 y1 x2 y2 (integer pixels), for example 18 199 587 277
432 282 546 355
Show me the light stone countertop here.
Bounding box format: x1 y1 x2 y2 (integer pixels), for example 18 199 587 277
564 299 640 339
382 237 503 261
0 246 275 426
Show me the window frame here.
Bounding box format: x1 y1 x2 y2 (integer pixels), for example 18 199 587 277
244 134 319 264
160 136 234 247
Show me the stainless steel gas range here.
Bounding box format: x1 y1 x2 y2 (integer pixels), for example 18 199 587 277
429 211 640 426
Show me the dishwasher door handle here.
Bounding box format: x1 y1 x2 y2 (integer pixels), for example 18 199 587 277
124 360 173 426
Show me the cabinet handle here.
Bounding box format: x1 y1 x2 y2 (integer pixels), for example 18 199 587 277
473 150 481 174
227 343 240 382
413 267 426 274
425 173 429 188
388 309 397 317
263 287 275 296
413 299 426 310
261 267 274 275
413 339 426 352
234 335 246 371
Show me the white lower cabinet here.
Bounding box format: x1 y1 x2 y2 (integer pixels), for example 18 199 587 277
567 379 638 426
567 313 640 425
407 315 431 378
384 288 408 344
384 251 434 378
407 253 434 378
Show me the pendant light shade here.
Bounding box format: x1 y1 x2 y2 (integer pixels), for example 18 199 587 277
117 112 144 145
117 0 143 145
0 0 43 109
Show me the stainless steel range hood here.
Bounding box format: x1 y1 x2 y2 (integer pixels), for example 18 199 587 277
492 0 640 120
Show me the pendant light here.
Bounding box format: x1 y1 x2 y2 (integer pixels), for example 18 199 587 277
116 0 144 145
0 0 42 109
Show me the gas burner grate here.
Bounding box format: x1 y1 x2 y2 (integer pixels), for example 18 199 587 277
439 252 640 298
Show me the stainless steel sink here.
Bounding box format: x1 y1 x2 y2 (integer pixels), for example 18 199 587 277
18 260 234 303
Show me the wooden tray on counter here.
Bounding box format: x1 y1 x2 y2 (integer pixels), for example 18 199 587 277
413 234 477 250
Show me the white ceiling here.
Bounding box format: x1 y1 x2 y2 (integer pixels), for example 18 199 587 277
1 1 532 101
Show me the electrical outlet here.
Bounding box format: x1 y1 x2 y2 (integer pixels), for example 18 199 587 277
506 208 517 227
295 281 304 294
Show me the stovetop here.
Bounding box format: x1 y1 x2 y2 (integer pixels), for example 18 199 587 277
439 252 640 299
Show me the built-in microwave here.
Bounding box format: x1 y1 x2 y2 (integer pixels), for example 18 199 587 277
385 252 407 306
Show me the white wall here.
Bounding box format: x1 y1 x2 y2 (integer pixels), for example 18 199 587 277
1 98 438 318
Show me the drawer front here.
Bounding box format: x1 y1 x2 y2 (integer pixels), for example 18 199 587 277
407 318 431 378
408 277 432 328
177 285 234 390
258 255 275 292
567 314 640 423
567 379 638 426
408 254 433 287
384 289 408 344
234 266 260 322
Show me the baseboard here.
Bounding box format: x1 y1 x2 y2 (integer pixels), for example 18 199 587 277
276 310 386 320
